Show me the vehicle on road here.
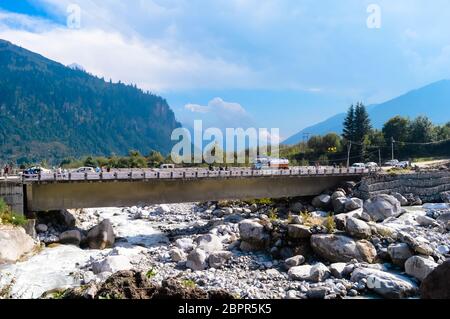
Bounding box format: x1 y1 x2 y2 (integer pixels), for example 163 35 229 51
383 159 399 167
160 164 175 169
73 167 96 173
365 162 379 169
351 163 366 168
395 161 410 169
22 166 51 176
253 157 290 170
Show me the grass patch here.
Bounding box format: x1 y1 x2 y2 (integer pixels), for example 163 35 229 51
323 214 336 233
267 208 278 221
0 198 27 226
146 268 158 279
181 279 196 289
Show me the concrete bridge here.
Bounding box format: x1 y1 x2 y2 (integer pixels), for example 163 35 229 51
1 167 370 214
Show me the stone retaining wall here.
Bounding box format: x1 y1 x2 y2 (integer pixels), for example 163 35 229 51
355 171 450 202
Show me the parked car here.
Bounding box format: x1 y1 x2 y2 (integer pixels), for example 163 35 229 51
22 166 51 175
365 162 379 169
383 159 399 167
73 167 95 173
160 164 175 169
351 163 366 168
395 161 410 169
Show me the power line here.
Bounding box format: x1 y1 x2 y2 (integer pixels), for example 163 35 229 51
394 138 450 146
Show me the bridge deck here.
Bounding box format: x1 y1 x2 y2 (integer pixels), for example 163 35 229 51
22 167 370 183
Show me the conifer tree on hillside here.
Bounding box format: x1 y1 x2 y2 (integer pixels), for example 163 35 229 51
342 103 371 163
342 104 355 141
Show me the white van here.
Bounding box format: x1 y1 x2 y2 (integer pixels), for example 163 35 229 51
160 164 175 169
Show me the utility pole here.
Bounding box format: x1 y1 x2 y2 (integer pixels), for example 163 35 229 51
378 148 382 167
347 141 352 168
391 137 395 160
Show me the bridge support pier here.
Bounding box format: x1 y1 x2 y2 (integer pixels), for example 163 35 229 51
0 180 25 216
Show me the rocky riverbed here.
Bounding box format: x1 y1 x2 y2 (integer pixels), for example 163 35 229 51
1 188 449 299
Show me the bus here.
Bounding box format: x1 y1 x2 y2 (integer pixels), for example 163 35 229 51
252 157 290 170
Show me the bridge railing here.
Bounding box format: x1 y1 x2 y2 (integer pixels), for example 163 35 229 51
21 167 370 182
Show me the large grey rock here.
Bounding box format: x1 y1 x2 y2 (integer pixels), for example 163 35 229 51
92 255 132 274
398 232 433 256
309 263 330 282
364 195 401 222
436 212 450 225
57 210 76 228
86 219 115 250
59 230 82 246
329 262 347 279
370 223 397 239
289 202 304 213
331 191 346 200
197 234 222 253
405 256 438 281
306 287 329 299
175 238 195 252
311 194 331 209
420 260 450 299
36 224 48 233
440 191 450 203
0 225 36 264
285 255 305 268
310 234 377 263
169 247 186 262
186 248 208 271
332 197 348 214
288 263 330 283
388 243 413 267
22 219 37 239
208 251 232 268
345 217 371 239
345 198 363 211
238 219 270 250
351 267 418 299
287 224 312 239
416 215 439 228
391 193 409 206
288 265 313 281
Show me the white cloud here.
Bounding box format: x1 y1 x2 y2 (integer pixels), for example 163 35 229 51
0 9 257 93
181 97 254 130
185 103 210 113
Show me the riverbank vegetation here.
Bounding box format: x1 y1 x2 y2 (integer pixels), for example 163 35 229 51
0 198 27 226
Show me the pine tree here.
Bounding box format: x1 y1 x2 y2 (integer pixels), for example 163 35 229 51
353 103 372 161
342 105 355 141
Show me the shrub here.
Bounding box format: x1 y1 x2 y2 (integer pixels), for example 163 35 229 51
146 268 158 279
0 198 27 226
324 214 336 233
181 279 196 289
268 208 278 221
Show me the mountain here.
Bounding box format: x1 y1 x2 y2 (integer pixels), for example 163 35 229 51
67 63 85 72
0 39 180 164
284 80 450 145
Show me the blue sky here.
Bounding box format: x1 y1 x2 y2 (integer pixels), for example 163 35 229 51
1 0 450 140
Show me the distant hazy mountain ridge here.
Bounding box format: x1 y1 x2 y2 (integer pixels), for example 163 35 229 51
284 80 450 145
0 39 180 163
